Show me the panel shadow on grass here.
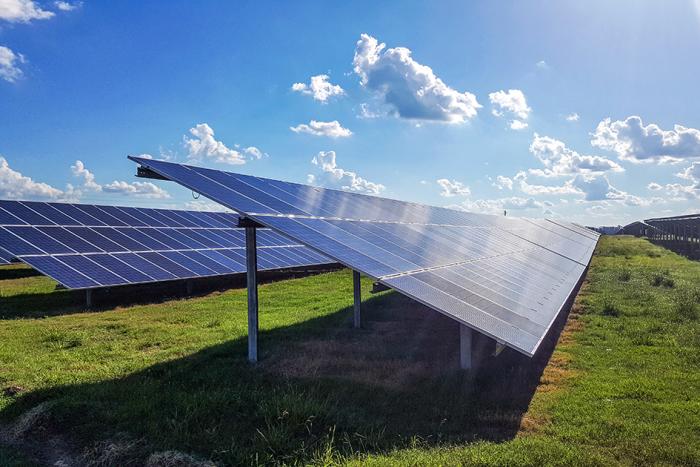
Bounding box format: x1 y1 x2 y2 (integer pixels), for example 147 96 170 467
0 286 573 465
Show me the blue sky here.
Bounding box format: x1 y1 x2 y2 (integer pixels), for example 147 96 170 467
1 0 699 225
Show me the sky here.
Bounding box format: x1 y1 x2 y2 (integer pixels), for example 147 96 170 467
1 0 699 226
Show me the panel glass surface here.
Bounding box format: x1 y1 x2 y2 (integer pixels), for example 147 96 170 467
129 156 598 357
0 200 334 289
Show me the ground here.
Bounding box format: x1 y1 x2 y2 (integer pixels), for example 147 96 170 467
0 236 698 466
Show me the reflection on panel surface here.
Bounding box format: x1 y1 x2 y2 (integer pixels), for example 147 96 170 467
130 156 599 356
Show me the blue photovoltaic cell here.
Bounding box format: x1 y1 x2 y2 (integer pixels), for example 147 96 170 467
57 255 129 286
113 253 178 281
0 199 334 289
53 204 104 225
20 202 81 226
0 207 26 225
0 201 53 225
5 227 75 254
0 247 13 264
20 256 100 288
129 156 598 357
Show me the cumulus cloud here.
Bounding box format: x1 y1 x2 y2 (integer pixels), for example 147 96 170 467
565 113 580 122
591 116 700 164
650 161 700 200
571 174 650 206
243 146 266 160
71 160 101 191
352 33 481 123
54 1 79 11
494 175 513 190
489 89 530 129
647 182 663 191
536 60 548 69
311 151 385 194
436 178 470 197
0 45 25 83
0 0 53 22
529 134 623 178
452 196 544 215
290 120 352 138
0 156 63 199
102 180 170 198
291 74 344 103
185 123 245 165
71 159 170 199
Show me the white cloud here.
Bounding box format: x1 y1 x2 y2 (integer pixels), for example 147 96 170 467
591 116 700 164
54 1 79 11
565 113 580 122
71 160 101 192
571 174 651 206
451 196 544 215
244 146 266 160
0 45 25 83
291 74 344 103
489 89 530 129
677 161 700 182
529 134 623 178
184 123 245 165
0 0 53 22
654 161 700 200
510 120 528 130
352 33 481 123
311 151 385 194
436 178 470 197
518 176 579 196
306 174 315 184
0 156 63 199
536 60 548 69
102 180 170 198
494 175 513 190
290 120 352 138
647 182 663 191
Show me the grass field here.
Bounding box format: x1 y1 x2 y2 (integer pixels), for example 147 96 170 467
0 236 699 466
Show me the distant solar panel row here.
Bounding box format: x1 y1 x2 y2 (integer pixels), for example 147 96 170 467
130 156 599 356
0 200 332 289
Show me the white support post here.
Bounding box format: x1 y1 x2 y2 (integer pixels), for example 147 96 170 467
245 226 259 363
459 324 472 370
353 270 361 328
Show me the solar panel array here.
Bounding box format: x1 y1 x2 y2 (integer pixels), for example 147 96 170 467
0 200 332 289
130 156 599 356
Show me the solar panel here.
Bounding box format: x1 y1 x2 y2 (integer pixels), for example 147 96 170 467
0 200 335 288
0 247 13 264
129 156 599 357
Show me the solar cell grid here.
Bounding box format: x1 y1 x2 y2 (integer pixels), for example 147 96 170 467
0 200 334 289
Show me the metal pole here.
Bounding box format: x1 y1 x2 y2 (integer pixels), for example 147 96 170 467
460 324 472 370
86 289 93 308
353 270 361 328
245 226 259 363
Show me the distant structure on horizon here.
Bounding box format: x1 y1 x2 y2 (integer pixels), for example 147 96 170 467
619 213 700 260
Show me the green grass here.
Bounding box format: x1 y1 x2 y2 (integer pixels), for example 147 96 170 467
0 236 699 465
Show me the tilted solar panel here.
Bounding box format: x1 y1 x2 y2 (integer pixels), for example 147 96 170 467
0 200 333 289
129 156 599 356
0 247 12 265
